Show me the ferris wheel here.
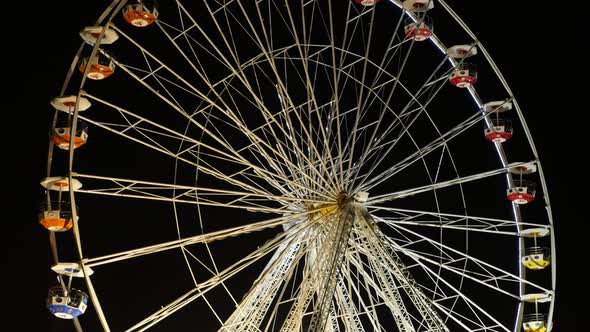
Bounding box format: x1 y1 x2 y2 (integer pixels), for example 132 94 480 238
40 1 556 331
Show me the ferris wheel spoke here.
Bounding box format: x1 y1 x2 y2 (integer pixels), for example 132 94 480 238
109 24 234 110
87 219 316 332
335 1 365 89
371 206 549 236
84 212 313 268
177 2 314 169
92 59 283 178
405 249 528 301
368 161 534 205
301 52 415 189
72 173 329 214
275 86 342 194
431 303 506 332
357 41 475 174
380 218 534 237
337 2 382 98
394 250 515 332
162 1 268 88
380 220 551 298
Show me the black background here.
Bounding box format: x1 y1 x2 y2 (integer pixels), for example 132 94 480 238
11 1 583 331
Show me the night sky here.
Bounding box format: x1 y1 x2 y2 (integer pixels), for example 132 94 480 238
13 1 583 331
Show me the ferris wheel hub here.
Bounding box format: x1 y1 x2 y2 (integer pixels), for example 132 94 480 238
337 192 350 206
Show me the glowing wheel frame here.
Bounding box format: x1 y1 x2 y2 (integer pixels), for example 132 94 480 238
42 1 556 331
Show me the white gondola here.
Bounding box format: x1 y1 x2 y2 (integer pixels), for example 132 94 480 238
354 0 382 5
50 95 91 113
51 262 94 278
484 100 513 113
521 293 552 303
520 227 550 238
448 44 477 59
509 162 537 175
79 26 119 45
402 0 434 12
40 176 83 192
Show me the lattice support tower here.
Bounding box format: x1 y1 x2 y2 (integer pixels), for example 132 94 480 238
358 209 450 332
